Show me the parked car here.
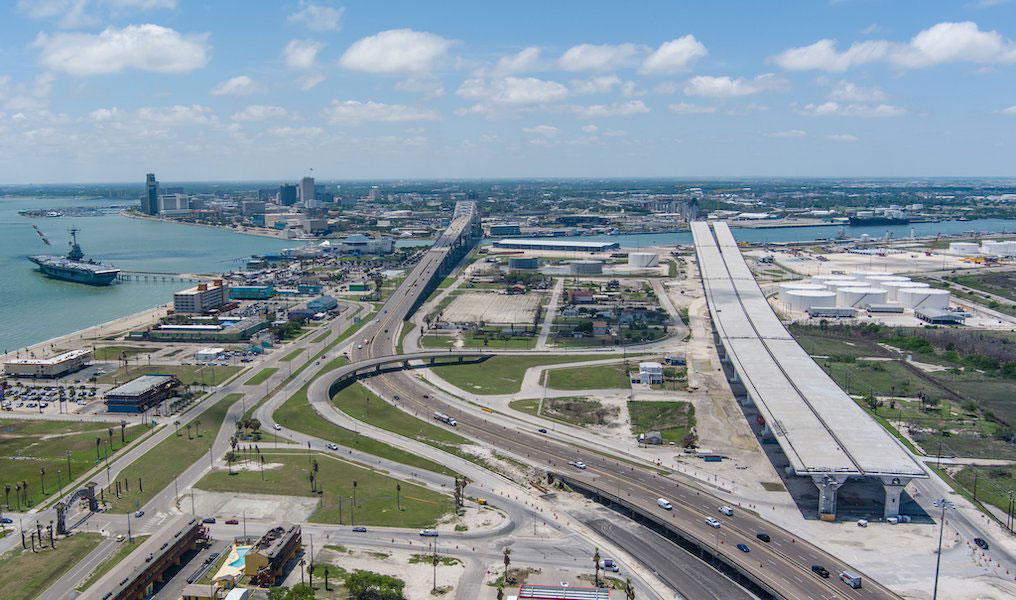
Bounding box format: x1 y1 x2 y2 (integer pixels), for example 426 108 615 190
599 559 620 572
811 565 830 578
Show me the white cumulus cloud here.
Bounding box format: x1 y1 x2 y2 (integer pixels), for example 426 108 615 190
640 35 708 74
570 75 621 94
827 133 859 141
339 29 455 75
285 39 325 70
568 100 649 118
136 104 215 124
232 105 290 121
668 102 716 114
287 2 343 32
827 80 887 102
768 129 807 138
34 24 209 75
296 74 325 91
457 77 569 105
558 43 642 71
684 74 785 97
483 47 541 76
522 124 559 136
772 21 1016 72
210 75 257 96
323 100 439 124
799 101 906 117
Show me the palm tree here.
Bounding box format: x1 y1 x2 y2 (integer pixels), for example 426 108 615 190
107 428 113 453
21 481 28 507
14 483 21 511
250 419 261 438
173 420 181 437
225 451 236 475
39 468 46 495
3 483 10 510
194 420 201 437
95 437 101 462
186 423 192 440
120 420 127 446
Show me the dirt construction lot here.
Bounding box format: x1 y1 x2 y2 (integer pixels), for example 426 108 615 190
443 292 541 324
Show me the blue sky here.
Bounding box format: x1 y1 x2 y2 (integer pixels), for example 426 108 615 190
1 0 1015 183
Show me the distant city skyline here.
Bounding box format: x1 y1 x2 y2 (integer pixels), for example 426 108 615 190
1 1 1016 183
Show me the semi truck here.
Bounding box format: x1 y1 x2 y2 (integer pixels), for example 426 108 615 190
433 412 458 426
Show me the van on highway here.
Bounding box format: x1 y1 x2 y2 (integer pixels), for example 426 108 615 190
718 506 733 516
419 529 438 537
657 498 673 510
839 571 862 589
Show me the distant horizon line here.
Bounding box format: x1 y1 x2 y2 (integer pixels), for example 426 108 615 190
5 175 1016 187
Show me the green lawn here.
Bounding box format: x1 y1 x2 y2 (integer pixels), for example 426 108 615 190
313 331 332 344
76 535 149 591
509 398 539 417
432 354 617 395
0 532 102 600
396 320 413 354
92 346 153 361
545 363 631 390
281 348 305 362
332 383 472 457
420 335 457 349
0 419 145 508
195 452 453 527
96 364 241 386
628 401 696 445
244 367 278 386
273 384 456 477
106 393 242 513
952 465 1016 516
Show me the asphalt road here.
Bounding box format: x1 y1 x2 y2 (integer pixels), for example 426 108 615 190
334 203 902 600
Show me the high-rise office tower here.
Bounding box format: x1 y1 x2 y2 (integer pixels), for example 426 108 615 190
300 176 318 208
278 184 298 206
143 173 159 215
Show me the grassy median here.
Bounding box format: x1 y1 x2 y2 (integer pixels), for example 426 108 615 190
0 532 102 600
432 354 617 395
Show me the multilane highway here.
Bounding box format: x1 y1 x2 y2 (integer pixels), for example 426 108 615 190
326 202 902 600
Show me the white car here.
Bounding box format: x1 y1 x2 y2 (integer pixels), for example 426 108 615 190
705 517 722 528
719 506 733 516
273 424 282 431
571 461 587 470
657 498 673 510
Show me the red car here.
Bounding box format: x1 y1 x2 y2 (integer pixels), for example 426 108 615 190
225 519 239 525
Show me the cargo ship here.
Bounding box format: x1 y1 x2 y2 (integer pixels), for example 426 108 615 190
29 228 120 286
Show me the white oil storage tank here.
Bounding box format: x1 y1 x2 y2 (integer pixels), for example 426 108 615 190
779 282 827 302
628 252 659 268
882 280 929 301
821 279 862 291
949 242 980 255
982 240 1016 256
850 270 894 282
836 287 889 308
865 274 912 287
785 290 837 312
898 288 951 309
813 274 857 283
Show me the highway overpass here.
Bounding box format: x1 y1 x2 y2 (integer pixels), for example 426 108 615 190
691 221 927 519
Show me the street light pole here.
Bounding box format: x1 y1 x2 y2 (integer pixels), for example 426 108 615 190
932 498 954 600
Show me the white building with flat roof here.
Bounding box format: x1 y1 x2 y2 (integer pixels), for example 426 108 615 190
492 239 619 253
5 349 92 378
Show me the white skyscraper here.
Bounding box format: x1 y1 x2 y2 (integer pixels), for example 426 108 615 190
300 176 318 208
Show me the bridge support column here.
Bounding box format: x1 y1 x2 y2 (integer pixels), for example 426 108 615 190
880 476 911 519
812 474 848 520
728 368 740 384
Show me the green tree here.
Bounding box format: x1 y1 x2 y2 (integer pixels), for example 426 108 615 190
346 570 406 599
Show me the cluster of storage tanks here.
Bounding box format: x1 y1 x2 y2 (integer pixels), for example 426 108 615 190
778 271 951 312
948 240 1016 256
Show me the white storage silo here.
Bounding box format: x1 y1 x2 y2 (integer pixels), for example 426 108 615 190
836 286 889 308
898 288 951 309
813 274 858 283
822 279 862 291
778 282 827 303
882 280 930 301
982 240 1016 256
850 270 894 280
785 290 837 312
628 252 659 268
949 242 980 255
865 274 912 287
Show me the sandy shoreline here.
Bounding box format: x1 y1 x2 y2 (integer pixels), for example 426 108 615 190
1 302 171 363
122 210 312 241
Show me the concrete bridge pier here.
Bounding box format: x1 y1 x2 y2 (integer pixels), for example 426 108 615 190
880 476 911 518
812 474 848 520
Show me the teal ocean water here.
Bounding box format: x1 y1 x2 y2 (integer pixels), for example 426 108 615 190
0 197 296 352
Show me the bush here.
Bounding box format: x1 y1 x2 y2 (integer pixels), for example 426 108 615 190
346 570 406 600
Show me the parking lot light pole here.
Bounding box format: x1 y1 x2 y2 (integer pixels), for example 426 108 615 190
932 498 955 600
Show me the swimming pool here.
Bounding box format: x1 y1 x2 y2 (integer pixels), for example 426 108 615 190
228 546 251 568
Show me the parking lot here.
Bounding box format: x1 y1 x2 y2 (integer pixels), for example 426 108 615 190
442 292 542 325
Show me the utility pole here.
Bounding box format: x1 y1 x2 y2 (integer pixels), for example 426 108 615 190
932 498 954 600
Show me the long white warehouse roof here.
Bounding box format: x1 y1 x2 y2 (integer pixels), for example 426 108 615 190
693 221 925 479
